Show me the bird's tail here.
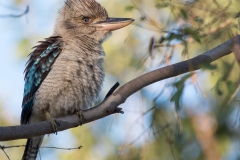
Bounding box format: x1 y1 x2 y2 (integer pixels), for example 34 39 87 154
22 135 44 160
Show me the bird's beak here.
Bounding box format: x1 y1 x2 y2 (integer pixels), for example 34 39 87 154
92 18 134 31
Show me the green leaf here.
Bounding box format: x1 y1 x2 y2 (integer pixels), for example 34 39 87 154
192 33 201 43
156 3 169 9
171 91 182 110
214 78 225 96
226 81 235 93
125 5 134 11
194 17 204 23
159 36 166 44
216 87 223 95
170 74 192 110
201 62 218 70
182 27 201 43
182 40 188 56
222 60 235 81
180 9 188 19
183 27 195 34
166 33 183 42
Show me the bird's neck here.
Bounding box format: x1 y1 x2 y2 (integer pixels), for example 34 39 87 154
53 34 105 68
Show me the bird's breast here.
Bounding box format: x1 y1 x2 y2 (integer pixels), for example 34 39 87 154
33 47 105 119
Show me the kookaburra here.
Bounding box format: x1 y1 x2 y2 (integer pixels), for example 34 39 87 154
21 0 133 159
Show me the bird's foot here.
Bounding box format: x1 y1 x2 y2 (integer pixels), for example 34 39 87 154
45 112 59 135
116 107 124 114
76 110 86 126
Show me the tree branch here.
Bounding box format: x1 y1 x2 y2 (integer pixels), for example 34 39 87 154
0 35 239 141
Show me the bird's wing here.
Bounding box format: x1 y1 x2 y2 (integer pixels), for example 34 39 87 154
21 36 63 124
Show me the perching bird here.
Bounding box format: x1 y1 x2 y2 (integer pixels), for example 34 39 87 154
21 0 134 159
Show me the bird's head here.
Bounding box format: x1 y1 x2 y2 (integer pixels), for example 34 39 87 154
54 0 134 43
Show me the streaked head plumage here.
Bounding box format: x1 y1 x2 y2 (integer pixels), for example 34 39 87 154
55 0 110 43
54 0 134 43
62 0 108 18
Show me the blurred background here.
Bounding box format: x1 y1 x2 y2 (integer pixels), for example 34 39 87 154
0 0 240 159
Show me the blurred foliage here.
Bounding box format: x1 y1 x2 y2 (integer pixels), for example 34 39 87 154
171 73 193 110
17 38 32 59
0 0 240 160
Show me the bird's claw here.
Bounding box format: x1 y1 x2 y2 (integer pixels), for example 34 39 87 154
45 111 59 135
76 111 86 126
48 117 59 135
116 107 124 114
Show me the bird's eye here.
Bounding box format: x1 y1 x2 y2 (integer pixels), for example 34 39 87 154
82 17 90 23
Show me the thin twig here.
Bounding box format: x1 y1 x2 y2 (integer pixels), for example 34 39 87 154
0 6 29 18
0 144 82 150
1 149 10 160
41 146 82 150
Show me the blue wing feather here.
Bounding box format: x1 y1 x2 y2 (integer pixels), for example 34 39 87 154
21 36 62 124
21 98 33 124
